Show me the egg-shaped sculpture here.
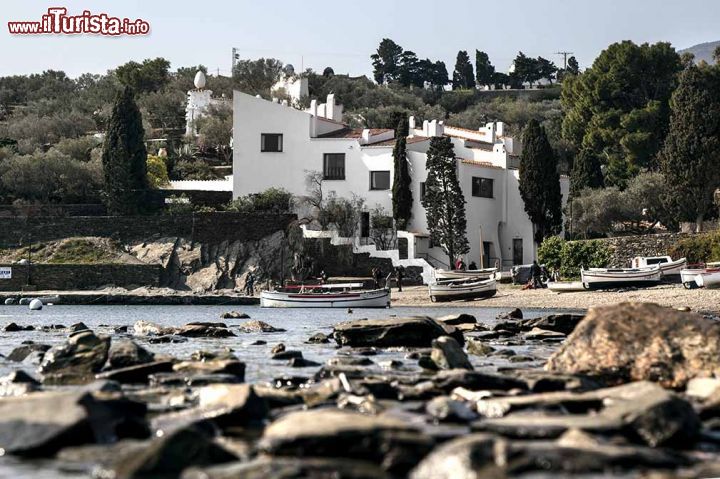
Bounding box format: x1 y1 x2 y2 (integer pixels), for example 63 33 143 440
194 70 207 89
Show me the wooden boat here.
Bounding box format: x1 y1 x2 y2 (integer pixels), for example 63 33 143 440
631 256 687 278
547 281 587 293
581 266 661 289
429 278 497 302
433 268 497 281
680 267 704 289
697 270 720 289
260 283 390 308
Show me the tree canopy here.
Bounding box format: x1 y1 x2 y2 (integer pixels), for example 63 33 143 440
475 50 495 87
452 51 475 90
392 119 412 229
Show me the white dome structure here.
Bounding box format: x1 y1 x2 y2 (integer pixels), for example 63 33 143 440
194 70 207 89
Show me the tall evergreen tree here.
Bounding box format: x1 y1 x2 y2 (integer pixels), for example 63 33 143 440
660 64 720 231
519 120 563 244
452 51 475 90
371 39 404 84
475 50 495 87
392 119 413 229
421 136 469 265
566 56 580 75
570 149 604 196
102 86 148 215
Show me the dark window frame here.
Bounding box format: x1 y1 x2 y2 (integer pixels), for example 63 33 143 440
471 176 494 198
323 153 346 180
261 133 283 152
369 170 391 190
420 182 426 201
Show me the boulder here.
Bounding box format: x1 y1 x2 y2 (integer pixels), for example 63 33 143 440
38 330 111 384
178 323 236 338
7 343 51 362
4 322 34 332
271 343 286 354
238 320 286 333
410 434 500 479
546 303 720 388
96 361 175 384
430 336 473 370
0 390 148 456
524 327 566 340
433 369 527 393
133 320 174 336
497 308 523 320
426 396 478 423
466 338 495 356
107 339 155 369
257 409 432 475
333 317 463 348
173 360 246 379
307 332 331 343
0 370 41 397
148 335 188 344
190 349 235 362
520 313 584 335
220 311 250 319
272 350 303 360
436 313 477 325
288 357 321 368
183 457 390 479
69 322 90 333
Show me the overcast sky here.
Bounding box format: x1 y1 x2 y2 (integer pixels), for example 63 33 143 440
1 0 719 78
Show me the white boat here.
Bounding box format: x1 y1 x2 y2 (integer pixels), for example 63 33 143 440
631 256 687 278
695 268 720 289
680 267 704 289
260 284 390 308
581 266 662 289
433 268 498 281
429 278 497 302
547 281 587 293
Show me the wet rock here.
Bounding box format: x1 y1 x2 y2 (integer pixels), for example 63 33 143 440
0 370 41 397
327 356 374 367
190 349 235 362
249 340 267 345
0 390 148 456
418 355 439 371
69 322 90 333
101 426 237 479
114 325 128 334
221 311 250 319
379 360 404 370
307 332 330 343
152 384 267 434
508 355 536 363
497 308 523 320
426 396 478 423
492 349 516 357
150 373 242 388
96 361 175 384
271 343 286 354
4 322 34 332
686 377 720 399
430 336 473 370
238 320 286 333
183 457 390 479
272 350 303 360
148 335 188 344
173 360 246 379
492 321 521 333
179 322 236 338
38 330 111 384
410 433 499 479
288 357 321 368
546 303 720 388
333 316 463 348
258 409 433 475
466 338 495 356
433 369 527 393
107 339 155 369
7 343 50 362
436 313 476 325
520 313 584 335
524 327 566 340
133 320 174 336
337 347 378 356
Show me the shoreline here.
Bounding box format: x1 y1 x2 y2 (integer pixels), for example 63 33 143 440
1 282 719 312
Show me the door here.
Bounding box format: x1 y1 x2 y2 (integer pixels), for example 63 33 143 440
513 238 523 265
360 212 370 238
483 242 492 268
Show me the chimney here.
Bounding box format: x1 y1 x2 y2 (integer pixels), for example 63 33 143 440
326 94 336 120
310 99 318 116
422 120 429 136
361 129 371 145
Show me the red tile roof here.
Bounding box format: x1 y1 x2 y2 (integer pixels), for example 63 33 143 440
316 128 392 140
366 135 430 148
459 158 503 169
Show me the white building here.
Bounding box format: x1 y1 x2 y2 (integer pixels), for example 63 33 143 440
185 70 230 136
232 89 569 272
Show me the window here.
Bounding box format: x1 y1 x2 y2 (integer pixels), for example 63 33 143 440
370 171 390 190
323 153 345 180
472 177 494 198
420 182 426 201
261 133 283 152
513 238 523 266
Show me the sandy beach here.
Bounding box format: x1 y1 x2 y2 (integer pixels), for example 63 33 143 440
392 283 720 313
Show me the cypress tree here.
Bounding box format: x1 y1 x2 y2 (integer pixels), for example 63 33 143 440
102 86 148 215
392 119 413 229
570 149 604 196
519 119 563 244
452 51 475 90
660 64 720 231
421 136 469 265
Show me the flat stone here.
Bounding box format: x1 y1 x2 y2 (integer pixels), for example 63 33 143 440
431 336 473 370
238 320 285 333
272 350 303 360
148 335 188 344
333 316 463 348
466 337 495 356
38 330 110 384
96 361 175 384
524 327 566 340
686 377 720 399
426 396 478 423
173 360 246 379
520 313 584 335
7 343 50 362
307 332 330 343
433 369 527 393
107 339 155 369
221 311 250 319
4 322 34 332
183 457 390 479
288 357 321 368
436 313 477 325
497 308 523 320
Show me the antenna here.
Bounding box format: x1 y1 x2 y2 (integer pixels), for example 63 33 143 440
555 51 574 70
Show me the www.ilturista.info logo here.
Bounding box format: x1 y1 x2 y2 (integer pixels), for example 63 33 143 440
8 8 150 35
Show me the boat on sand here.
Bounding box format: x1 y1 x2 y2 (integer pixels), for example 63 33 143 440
261 283 390 308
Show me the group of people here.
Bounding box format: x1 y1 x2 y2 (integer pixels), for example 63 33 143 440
371 266 405 291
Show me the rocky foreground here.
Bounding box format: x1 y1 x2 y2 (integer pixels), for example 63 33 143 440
1 303 720 477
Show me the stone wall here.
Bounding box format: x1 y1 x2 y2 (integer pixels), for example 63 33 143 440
589 233 690 268
0 213 296 247
0 204 107 217
0 264 162 291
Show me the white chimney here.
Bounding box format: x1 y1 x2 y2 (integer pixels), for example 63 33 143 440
326 94 336 120
361 129 371 145
422 120 429 136
310 99 318 116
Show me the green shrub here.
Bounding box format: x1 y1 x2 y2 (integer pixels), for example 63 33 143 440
146 155 169 188
539 236 612 279
226 188 294 213
538 236 563 271
668 233 720 265
172 159 219 180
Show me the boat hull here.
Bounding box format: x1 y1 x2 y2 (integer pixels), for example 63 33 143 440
581 267 661 290
260 289 390 308
697 271 720 289
547 281 587 293
434 269 497 281
659 258 687 278
429 279 497 302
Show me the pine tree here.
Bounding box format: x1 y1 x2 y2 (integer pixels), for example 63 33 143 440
371 38 404 84
519 120 563 244
570 149 604 196
660 64 720 231
421 136 469 265
452 51 475 90
392 119 413 229
102 86 148 215
475 50 495 87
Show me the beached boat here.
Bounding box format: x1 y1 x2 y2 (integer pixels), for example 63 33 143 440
433 268 498 281
581 266 662 289
696 269 720 289
631 256 687 278
680 267 704 289
547 281 587 293
260 283 390 308
429 277 497 302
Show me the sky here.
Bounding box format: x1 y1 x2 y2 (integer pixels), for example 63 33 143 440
1 0 719 79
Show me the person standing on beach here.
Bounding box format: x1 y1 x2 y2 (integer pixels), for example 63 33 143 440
395 266 405 292
244 271 255 296
530 261 542 289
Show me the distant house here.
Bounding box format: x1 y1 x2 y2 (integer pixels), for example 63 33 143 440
232 89 569 271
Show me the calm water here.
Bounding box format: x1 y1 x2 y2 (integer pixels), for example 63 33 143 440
0 304 571 478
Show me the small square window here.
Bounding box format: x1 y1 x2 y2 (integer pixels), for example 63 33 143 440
261 133 283 152
471 177 494 198
323 153 345 180
420 182 426 201
370 171 390 190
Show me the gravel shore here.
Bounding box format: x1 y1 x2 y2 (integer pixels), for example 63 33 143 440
392 283 720 313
